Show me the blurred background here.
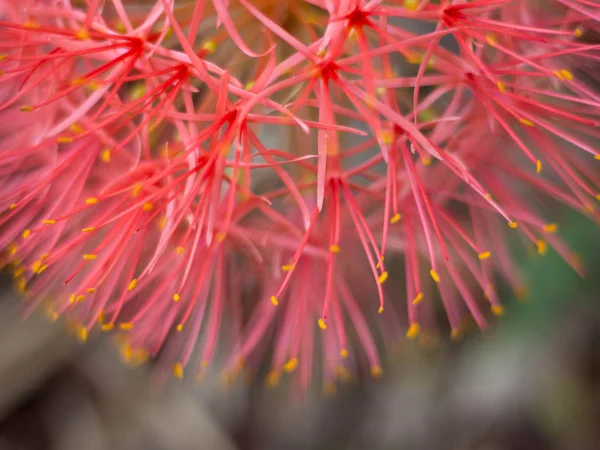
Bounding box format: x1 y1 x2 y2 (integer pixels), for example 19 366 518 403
0 211 597 450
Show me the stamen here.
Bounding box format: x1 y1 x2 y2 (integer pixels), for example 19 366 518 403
491 305 505 317
370 365 383 378
172 362 184 379
406 323 420 339
429 269 440 283
377 271 388 284
281 264 295 272
412 292 424 305
478 251 491 260
283 358 298 373
390 213 401 224
101 149 111 163
318 318 327 330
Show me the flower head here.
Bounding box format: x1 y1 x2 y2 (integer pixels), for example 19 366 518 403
0 0 598 391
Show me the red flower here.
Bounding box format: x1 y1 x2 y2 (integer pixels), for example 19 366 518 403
0 0 598 390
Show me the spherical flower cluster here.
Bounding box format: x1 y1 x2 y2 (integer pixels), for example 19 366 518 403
0 0 598 391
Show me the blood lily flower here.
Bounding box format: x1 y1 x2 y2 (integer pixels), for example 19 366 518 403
0 0 598 391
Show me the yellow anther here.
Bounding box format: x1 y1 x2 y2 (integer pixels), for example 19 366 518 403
76 295 86 302
78 326 88 342
69 124 84 134
318 318 327 330
496 81 506 93
69 294 76 304
172 362 184 379
485 35 497 47
244 81 255 90
508 221 518 229
38 264 48 274
13 265 25 278
595 154 600 161
450 328 463 341
340 348 349 359
83 254 97 260
20 106 34 112
429 269 440 283
71 77 86 86
390 213 402 224
23 20 39 29
413 292 424 305
75 28 90 40
101 148 111 163
22 229 31 239
119 322 133 330
422 155 433 166
16 276 27 293
403 0 419 11
281 264 295 272
491 305 505 317
478 251 491 260
85 197 98 205
0 54 6 61
201 40 217 53
283 358 298 373
87 288 96 294
266 371 280 387
42 219 56 225
173 293 181 302
559 69 573 81
378 129 394 145
132 184 142 197
216 232 226 243
101 323 114 331
175 246 185 254
575 27 583 38
378 306 384 314
329 244 340 254
519 117 534 127
142 202 153 211
31 260 42 273
57 136 74 144
377 271 389 284
536 239 547 256
484 192 492 200
536 160 542 173
370 365 383 378
82 227 95 233
176 323 183 332
406 322 421 339
128 279 137 291
270 295 278 306
158 216 168 231
9 203 17 209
